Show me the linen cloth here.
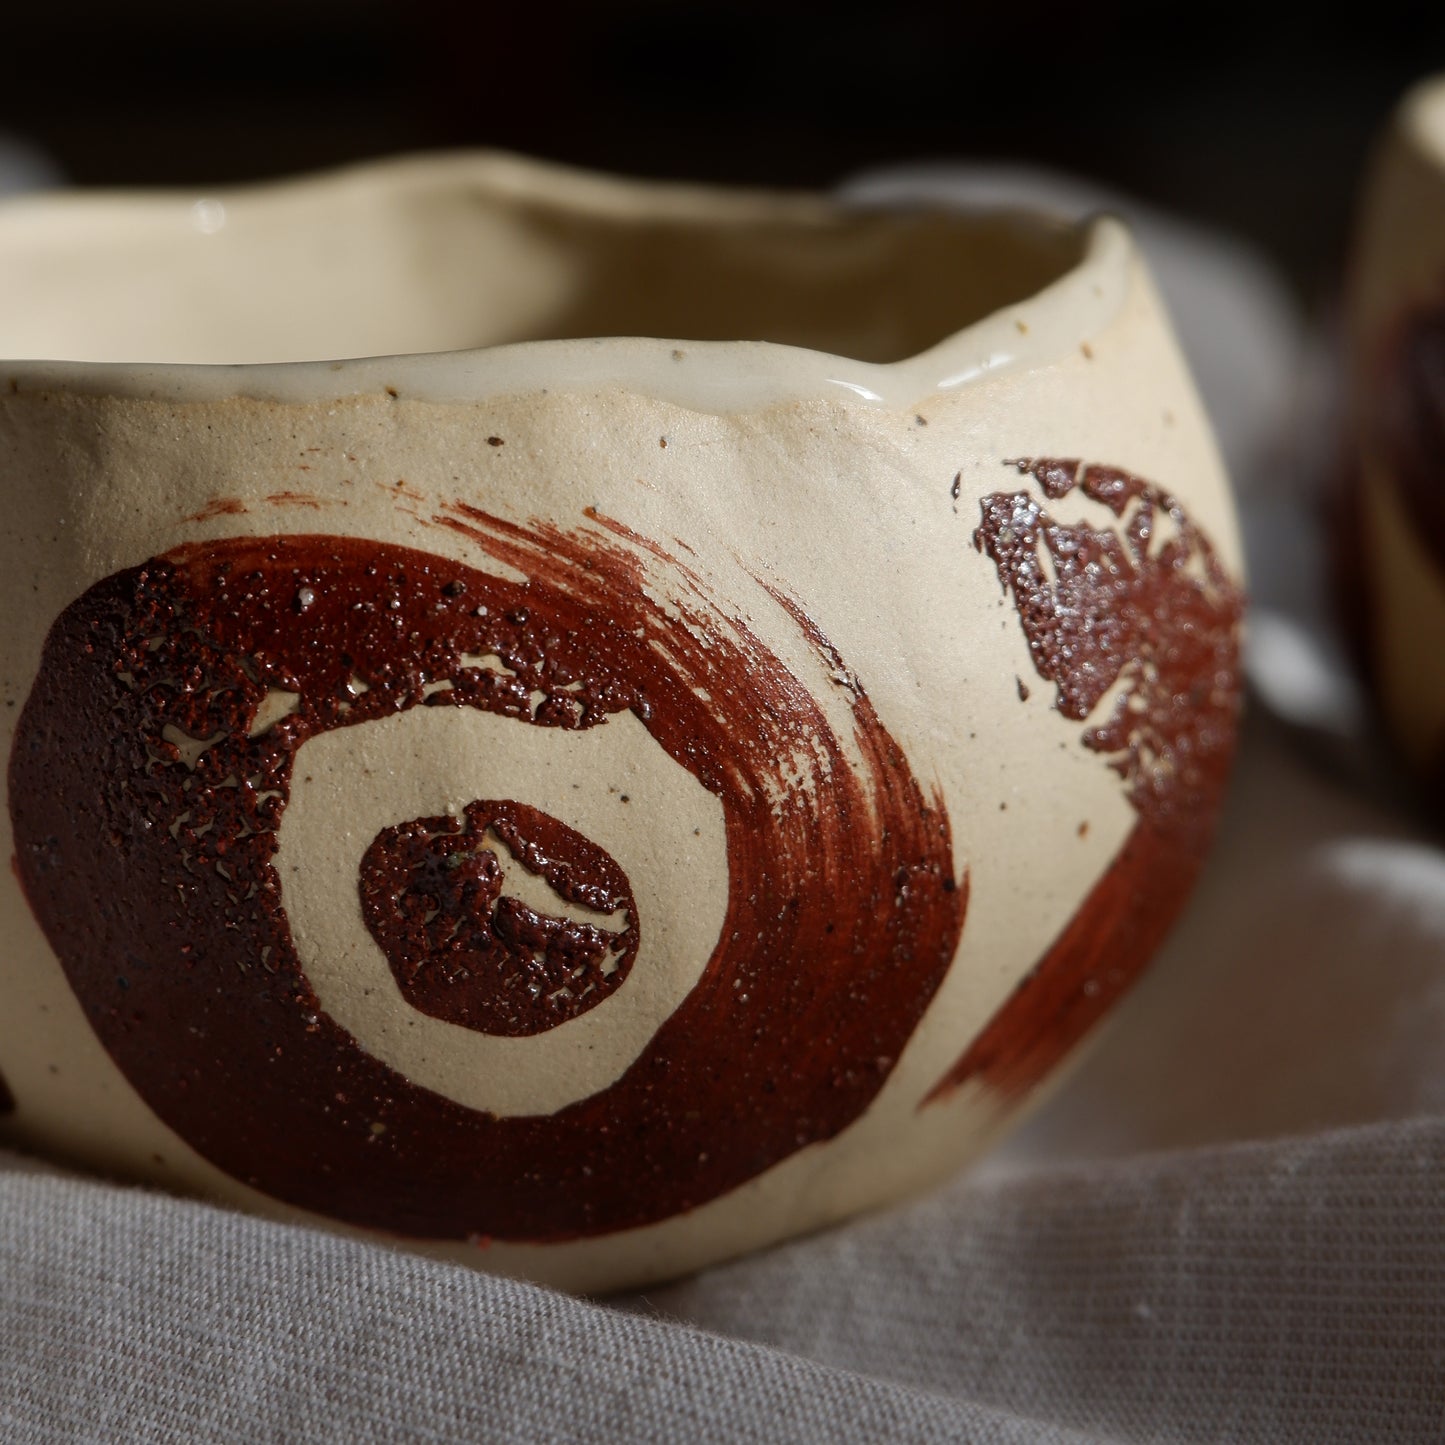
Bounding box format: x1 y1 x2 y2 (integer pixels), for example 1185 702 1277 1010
3 164 1444 1444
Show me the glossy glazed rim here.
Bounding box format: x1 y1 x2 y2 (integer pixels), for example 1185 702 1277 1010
0 150 1135 414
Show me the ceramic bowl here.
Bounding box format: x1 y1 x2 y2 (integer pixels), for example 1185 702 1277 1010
0 154 1244 1291
1347 76 1445 805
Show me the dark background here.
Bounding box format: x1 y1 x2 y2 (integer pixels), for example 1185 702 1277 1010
3 2 1444 305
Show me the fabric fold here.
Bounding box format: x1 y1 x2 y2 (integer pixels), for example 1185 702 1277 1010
0 1156 1101 1445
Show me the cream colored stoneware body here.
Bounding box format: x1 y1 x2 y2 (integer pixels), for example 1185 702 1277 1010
1350 77 1445 790
0 155 1242 1292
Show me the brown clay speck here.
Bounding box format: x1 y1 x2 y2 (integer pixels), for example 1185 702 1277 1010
186 498 248 524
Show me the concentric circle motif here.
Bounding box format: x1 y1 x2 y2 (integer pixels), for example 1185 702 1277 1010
9 506 964 1242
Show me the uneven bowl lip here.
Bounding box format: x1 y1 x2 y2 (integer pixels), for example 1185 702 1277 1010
1404 72 1445 173
0 149 1135 415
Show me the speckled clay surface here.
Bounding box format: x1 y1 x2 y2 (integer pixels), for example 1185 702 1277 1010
1349 77 1445 804
0 154 1244 1292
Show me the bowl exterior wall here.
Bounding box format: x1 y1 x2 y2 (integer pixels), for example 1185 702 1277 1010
0 240 1242 1292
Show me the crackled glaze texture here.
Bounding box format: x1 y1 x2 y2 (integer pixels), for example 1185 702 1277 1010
926 459 1243 1103
359 799 641 1038
0 151 1242 1290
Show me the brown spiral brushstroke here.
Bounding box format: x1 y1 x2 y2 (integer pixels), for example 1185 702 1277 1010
925 458 1243 1105
9 515 963 1242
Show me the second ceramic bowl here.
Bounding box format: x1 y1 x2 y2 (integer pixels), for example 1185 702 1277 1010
1348 76 1445 806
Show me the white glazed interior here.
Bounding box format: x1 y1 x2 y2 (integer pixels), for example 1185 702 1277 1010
0 151 1130 411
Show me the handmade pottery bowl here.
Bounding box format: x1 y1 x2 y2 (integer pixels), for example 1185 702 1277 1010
0 154 1244 1291
1348 76 1445 805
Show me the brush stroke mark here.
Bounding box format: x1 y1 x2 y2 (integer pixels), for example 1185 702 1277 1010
11 517 963 1241
925 458 1243 1104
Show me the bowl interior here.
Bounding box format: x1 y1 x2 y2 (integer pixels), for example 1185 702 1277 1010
0 157 1085 367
